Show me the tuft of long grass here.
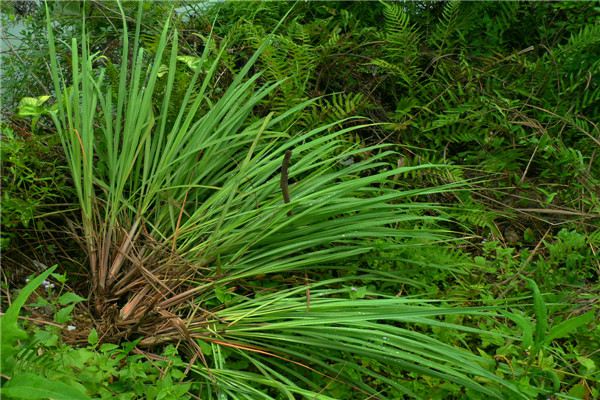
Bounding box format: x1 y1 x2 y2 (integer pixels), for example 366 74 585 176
46 2 524 398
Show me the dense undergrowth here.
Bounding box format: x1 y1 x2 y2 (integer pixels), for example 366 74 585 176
1 1 598 399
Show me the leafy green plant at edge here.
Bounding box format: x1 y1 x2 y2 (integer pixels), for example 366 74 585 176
0 266 91 400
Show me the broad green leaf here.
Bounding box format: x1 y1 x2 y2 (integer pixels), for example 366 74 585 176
349 286 367 299
0 373 90 400
54 304 76 323
50 273 67 284
87 328 99 346
58 292 87 305
100 343 120 353
196 339 212 355
526 279 547 352
576 356 596 373
567 383 586 399
215 286 233 304
2 266 57 322
502 311 533 349
0 266 57 374
17 95 51 117
545 311 595 345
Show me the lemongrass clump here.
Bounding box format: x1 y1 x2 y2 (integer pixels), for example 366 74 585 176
46 2 524 398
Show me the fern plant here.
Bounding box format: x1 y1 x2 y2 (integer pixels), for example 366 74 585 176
372 1 421 90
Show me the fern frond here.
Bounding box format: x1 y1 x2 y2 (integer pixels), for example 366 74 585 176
378 1 421 87
303 92 370 128
429 0 462 50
